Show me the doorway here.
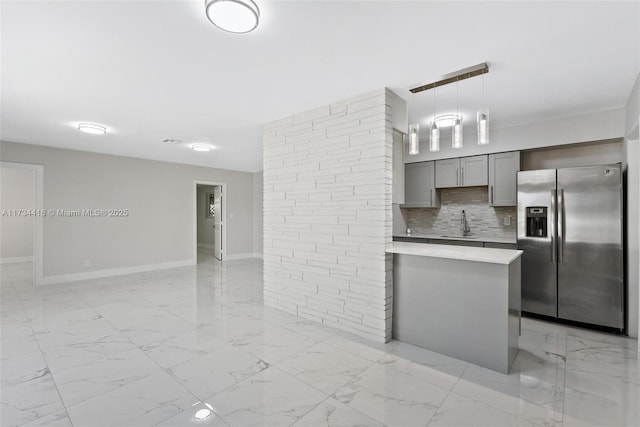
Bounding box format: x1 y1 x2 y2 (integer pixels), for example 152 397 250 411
194 182 226 263
0 161 44 285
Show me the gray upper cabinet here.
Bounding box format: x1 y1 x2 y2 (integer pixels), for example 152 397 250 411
488 151 520 206
435 155 488 188
403 161 439 207
434 158 460 188
460 155 488 187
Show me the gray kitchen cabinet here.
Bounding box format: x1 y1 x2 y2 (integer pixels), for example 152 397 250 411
488 151 520 206
435 155 488 188
403 161 439 207
435 158 460 188
460 155 489 187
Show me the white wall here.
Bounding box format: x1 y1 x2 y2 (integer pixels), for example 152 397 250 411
521 139 623 170
0 141 256 284
196 185 217 246
623 72 640 339
0 167 35 261
252 172 263 256
263 88 399 342
406 108 625 163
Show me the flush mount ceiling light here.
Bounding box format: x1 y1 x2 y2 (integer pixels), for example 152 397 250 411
433 114 461 128
190 143 215 152
77 123 106 135
205 0 260 33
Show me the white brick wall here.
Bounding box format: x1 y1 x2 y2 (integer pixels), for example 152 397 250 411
263 88 397 342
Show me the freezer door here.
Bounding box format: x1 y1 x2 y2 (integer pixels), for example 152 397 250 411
557 165 624 329
517 169 558 317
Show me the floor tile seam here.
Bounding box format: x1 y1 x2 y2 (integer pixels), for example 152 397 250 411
560 333 568 427
166 352 274 403
323 334 395 361
24 308 75 427
424 387 454 427
374 355 467 393
62 370 203 427
278 356 376 399
287 394 333 427
422 363 471 426
451 386 561 426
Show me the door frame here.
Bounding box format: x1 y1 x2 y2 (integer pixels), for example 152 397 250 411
193 181 227 262
0 161 44 286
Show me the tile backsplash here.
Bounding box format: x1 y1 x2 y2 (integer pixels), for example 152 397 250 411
402 186 517 239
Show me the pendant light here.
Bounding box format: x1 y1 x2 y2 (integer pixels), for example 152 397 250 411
452 81 463 149
408 92 419 155
477 73 490 145
429 88 440 152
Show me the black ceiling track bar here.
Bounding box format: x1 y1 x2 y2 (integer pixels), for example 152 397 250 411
409 62 489 94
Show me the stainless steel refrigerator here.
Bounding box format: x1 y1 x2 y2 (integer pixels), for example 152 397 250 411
517 164 624 330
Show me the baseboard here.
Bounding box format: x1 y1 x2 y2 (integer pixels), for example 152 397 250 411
197 243 215 249
224 252 263 261
0 256 33 264
41 259 195 286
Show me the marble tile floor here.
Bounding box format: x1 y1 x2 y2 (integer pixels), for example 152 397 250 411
1 254 638 427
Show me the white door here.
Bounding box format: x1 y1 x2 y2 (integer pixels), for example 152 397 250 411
213 186 222 260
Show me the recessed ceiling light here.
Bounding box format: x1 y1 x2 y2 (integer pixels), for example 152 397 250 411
194 408 213 422
205 0 260 33
162 139 183 144
190 143 215 152
77 123 107 135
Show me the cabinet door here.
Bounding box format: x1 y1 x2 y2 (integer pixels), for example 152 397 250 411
435 158 460 188
404 161 438 207
460 155 488 187
489 151 520 206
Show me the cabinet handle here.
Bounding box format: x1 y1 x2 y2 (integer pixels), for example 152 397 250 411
490 185 494 205
462 168 464 185
430 188 434 206
456 167 459 186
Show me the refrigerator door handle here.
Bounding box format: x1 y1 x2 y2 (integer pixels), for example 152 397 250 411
558 188 565 264
550 189 556 263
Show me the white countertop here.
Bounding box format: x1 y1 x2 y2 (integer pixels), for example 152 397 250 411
386 241 523 265
393 233 517 245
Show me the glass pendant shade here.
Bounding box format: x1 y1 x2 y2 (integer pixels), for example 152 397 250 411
452 117 463 149
429 122 440 152
477 109 490 145
408 124 419 155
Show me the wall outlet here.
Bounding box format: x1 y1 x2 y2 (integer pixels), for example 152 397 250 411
504 216 511 226
84 259 92 268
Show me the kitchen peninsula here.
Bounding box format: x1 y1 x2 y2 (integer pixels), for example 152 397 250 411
387 242 522 374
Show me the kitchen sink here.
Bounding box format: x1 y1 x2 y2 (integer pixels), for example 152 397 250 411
440 235 479 239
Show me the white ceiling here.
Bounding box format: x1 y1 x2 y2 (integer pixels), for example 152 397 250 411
1 1 638 172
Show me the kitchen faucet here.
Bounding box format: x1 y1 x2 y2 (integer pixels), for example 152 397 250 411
461 210 471 236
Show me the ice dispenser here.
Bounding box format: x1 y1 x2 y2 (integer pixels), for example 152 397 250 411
526 207 547 238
